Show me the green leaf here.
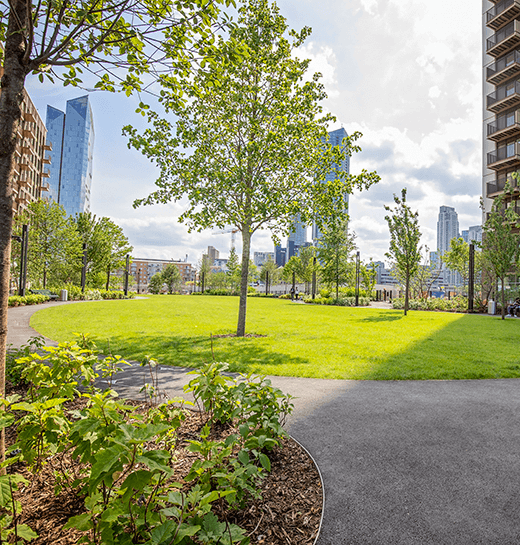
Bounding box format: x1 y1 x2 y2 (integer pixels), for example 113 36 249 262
16 524 38 541
150 520 177 544
259 453 271 472
238 450 249 466
64 513 93 531
239 423 249 438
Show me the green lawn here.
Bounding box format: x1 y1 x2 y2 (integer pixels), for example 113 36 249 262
29 295 520 380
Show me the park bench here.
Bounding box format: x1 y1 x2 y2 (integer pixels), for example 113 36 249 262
29 289 59 300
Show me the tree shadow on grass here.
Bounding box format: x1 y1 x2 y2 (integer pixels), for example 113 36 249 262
361 313 520 380
96 332 310 373
361 310 404 323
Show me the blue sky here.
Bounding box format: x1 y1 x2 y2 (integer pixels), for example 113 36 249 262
25 0 482 266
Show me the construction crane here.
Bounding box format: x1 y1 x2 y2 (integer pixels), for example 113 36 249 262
212 227 239 252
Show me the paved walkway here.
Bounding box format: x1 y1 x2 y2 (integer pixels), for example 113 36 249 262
7 302 520 544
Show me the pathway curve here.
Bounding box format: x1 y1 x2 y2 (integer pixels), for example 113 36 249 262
8 301 520 544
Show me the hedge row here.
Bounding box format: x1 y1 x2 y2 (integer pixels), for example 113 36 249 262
8 294 49 307
392 296 468 312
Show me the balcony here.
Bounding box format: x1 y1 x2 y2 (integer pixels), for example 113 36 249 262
488 110 520 140
22 126 35 140
487 0 520 31
487 20 520 57
41 168 50 178
487 80 520 112
40 182 50 192
42 156 51 164
487 142 520 169
44 142 52 151
22 111 35 124
487 174 519 196
487 49 520 84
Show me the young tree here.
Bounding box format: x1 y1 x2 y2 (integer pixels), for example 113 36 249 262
441 237 470 292
148 273 164 295
0 0 235 462
101 220 133 291
482 191 519 319
282 256 303 285
127 0 379 336
317 213 356 299
384 189 422 316
162 264 182 294
13 201 81 287
260 257 281 288
298 245 318 294
360 261 377 294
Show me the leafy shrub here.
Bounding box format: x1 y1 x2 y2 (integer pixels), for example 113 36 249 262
47 284 135 301
304 295 370 307
4 343 293 543
247 292 277 298
392 296 468 313
8 294 49 307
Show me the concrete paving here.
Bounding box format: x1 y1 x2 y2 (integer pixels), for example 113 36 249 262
7 301 520 544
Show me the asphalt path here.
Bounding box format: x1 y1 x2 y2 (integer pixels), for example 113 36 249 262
7 301 520 544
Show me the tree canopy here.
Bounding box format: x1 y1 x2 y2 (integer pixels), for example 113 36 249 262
126 0 379 335
384 189 422 316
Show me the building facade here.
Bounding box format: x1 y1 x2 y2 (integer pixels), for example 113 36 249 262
0 67 51 215
253 252 275 268
130 258 196 292
46 95 94 216
482 1 520 218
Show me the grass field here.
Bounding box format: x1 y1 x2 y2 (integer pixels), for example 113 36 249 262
29 295 520 380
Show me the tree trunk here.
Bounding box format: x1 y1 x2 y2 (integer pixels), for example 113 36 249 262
404 275 410 316
0 0 30 469
237 227 252 337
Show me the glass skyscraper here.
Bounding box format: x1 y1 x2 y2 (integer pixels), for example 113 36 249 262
312 127 350 244
45 95 94 216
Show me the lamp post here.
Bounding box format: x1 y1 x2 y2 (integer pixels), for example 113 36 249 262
355 251 360 306
312 256 317 300
11 224 28 296
81 243 87 293
124 254 130 296
137 268 141 294
468 243 475 312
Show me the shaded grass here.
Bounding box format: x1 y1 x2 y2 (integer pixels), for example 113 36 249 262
29 295 520 380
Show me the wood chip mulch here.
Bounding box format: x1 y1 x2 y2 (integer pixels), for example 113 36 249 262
211 333 268 338
4 388 322 545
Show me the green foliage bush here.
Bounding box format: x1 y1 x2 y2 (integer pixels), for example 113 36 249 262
305 295 370 307
47 284 135 301
8 294 49 306
392 296 468 313
2 344 293 543
247 292 277 298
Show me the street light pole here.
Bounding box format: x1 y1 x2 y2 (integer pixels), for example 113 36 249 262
81 243 87 293
355 251 360 306
312 256 317 300
124 254 130 296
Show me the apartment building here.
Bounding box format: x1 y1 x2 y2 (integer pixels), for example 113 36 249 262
483 0 520 217
129 258 196 292
0 68 51 214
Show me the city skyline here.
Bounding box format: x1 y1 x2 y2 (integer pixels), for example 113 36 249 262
23 0 482 264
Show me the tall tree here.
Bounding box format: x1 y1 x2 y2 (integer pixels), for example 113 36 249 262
259 257 280 287
13 201 81 287
482 189 519 319
127 0 379 335
0 0 235 463
101 220 133 290
317 212 355 299
384 189 422 316
162 263 182 294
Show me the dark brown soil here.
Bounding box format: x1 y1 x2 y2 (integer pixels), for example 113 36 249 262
5 388 322 545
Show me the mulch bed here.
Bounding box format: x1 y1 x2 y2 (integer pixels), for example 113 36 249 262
5 386 322 545
211 333 268 338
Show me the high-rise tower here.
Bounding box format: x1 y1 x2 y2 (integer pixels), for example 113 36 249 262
312 127 350 244
437 206 460 286
482 1 520 218
46 95 94 216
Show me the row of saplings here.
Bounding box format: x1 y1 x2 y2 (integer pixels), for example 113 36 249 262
1 337 293 544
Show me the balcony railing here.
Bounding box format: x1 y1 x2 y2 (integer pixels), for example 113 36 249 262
487 49 520 84
487 175 518 195
488 110 520 140
487 141 520 168
487 0 520 31
41 168 50 178
487 20 520 57
487 80 520 112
